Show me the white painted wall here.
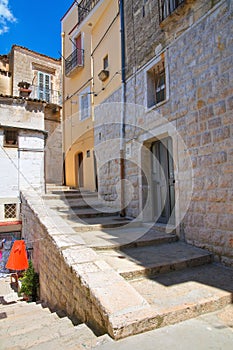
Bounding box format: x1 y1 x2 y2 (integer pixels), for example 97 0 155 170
0 100 45 222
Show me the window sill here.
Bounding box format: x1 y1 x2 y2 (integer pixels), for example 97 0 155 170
3 144 18 148
146 99 168 113
159 2 186 28
79 115 92 122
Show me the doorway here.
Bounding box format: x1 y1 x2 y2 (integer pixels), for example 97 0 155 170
76 152 84 188
151 137 175 224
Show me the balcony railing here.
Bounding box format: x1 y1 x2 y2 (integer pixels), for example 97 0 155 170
158 0 185 22
30 85 62 105
78 0 101 24
65 48 84 76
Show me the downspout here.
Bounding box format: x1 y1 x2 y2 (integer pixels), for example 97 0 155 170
90 33 97 192
61 31 66 185
120 0 126 216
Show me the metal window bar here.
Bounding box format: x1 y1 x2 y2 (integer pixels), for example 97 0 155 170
4 130 18 146
65 48 84 76
78 0 101 24
4 204 17 219
154 68 166 104
158 0 185 22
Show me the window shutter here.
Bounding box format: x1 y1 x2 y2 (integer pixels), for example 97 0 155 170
38 72 51 102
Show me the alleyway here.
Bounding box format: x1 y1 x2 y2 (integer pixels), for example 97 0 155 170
0 275 232 349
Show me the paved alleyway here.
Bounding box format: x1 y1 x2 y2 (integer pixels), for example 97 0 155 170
0 275 232 349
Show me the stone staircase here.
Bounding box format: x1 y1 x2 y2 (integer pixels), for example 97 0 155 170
38 186 233 339
0 277 111 350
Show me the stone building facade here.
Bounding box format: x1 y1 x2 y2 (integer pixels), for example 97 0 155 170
0 46 63 237
95 0 233 266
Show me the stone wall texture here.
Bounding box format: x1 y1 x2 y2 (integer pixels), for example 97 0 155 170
10 46 61 99
96 1 233 266
21 190 151 339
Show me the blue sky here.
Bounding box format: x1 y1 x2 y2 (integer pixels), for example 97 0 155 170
0 0 74 59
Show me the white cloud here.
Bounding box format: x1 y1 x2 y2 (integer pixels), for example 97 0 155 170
0 0 16 35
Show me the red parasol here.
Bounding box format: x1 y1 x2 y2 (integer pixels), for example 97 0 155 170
6 240 29 271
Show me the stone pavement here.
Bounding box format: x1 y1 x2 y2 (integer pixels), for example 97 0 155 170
94 305 233 350
0 275 232 350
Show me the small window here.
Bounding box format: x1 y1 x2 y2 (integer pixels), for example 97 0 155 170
159 0 185 22
79 86 91 121
147 59 166 108
87 150 91 158
103 55 109 70
4 130 18 147
4 204 17 219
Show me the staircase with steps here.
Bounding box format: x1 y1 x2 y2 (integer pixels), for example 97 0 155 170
32 186 233 339
0 277 111 350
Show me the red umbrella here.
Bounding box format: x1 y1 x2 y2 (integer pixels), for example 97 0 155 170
6 240 29 271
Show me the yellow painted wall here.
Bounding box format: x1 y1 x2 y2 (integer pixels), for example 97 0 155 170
92 1 121 105
62 3 94 190
65 129 95 191
61 0 121 191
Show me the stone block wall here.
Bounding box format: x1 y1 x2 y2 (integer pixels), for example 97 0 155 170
95 1 233 266
10 45 61 99
124 0 222 78
127 1 233 266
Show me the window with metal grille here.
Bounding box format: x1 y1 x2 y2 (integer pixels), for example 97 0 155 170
4 129 18 147
159 0 185 22
147 59 166 108
4 204 17 219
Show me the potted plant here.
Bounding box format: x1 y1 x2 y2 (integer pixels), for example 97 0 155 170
19 261 39 302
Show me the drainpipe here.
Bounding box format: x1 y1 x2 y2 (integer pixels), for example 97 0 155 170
61 31 66 185
119 0 126 217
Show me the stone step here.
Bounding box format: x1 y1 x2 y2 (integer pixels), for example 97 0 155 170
50 202 104 211
131 264 233 324
74 227 178 250
96 241 213 280
70 216 142 231
26 325 111 350
43 192 98 200
144 222 177 234
110 263 233 339
0 316 91 349
58 207 119 219
0 308 62 336
0 300 55 317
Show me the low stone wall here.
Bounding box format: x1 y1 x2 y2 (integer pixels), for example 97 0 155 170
21 190 150 339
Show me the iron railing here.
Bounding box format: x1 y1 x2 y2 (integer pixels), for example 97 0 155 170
30 85 62 105
78 0 101 24
158 0 185 22
65 48 84 76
